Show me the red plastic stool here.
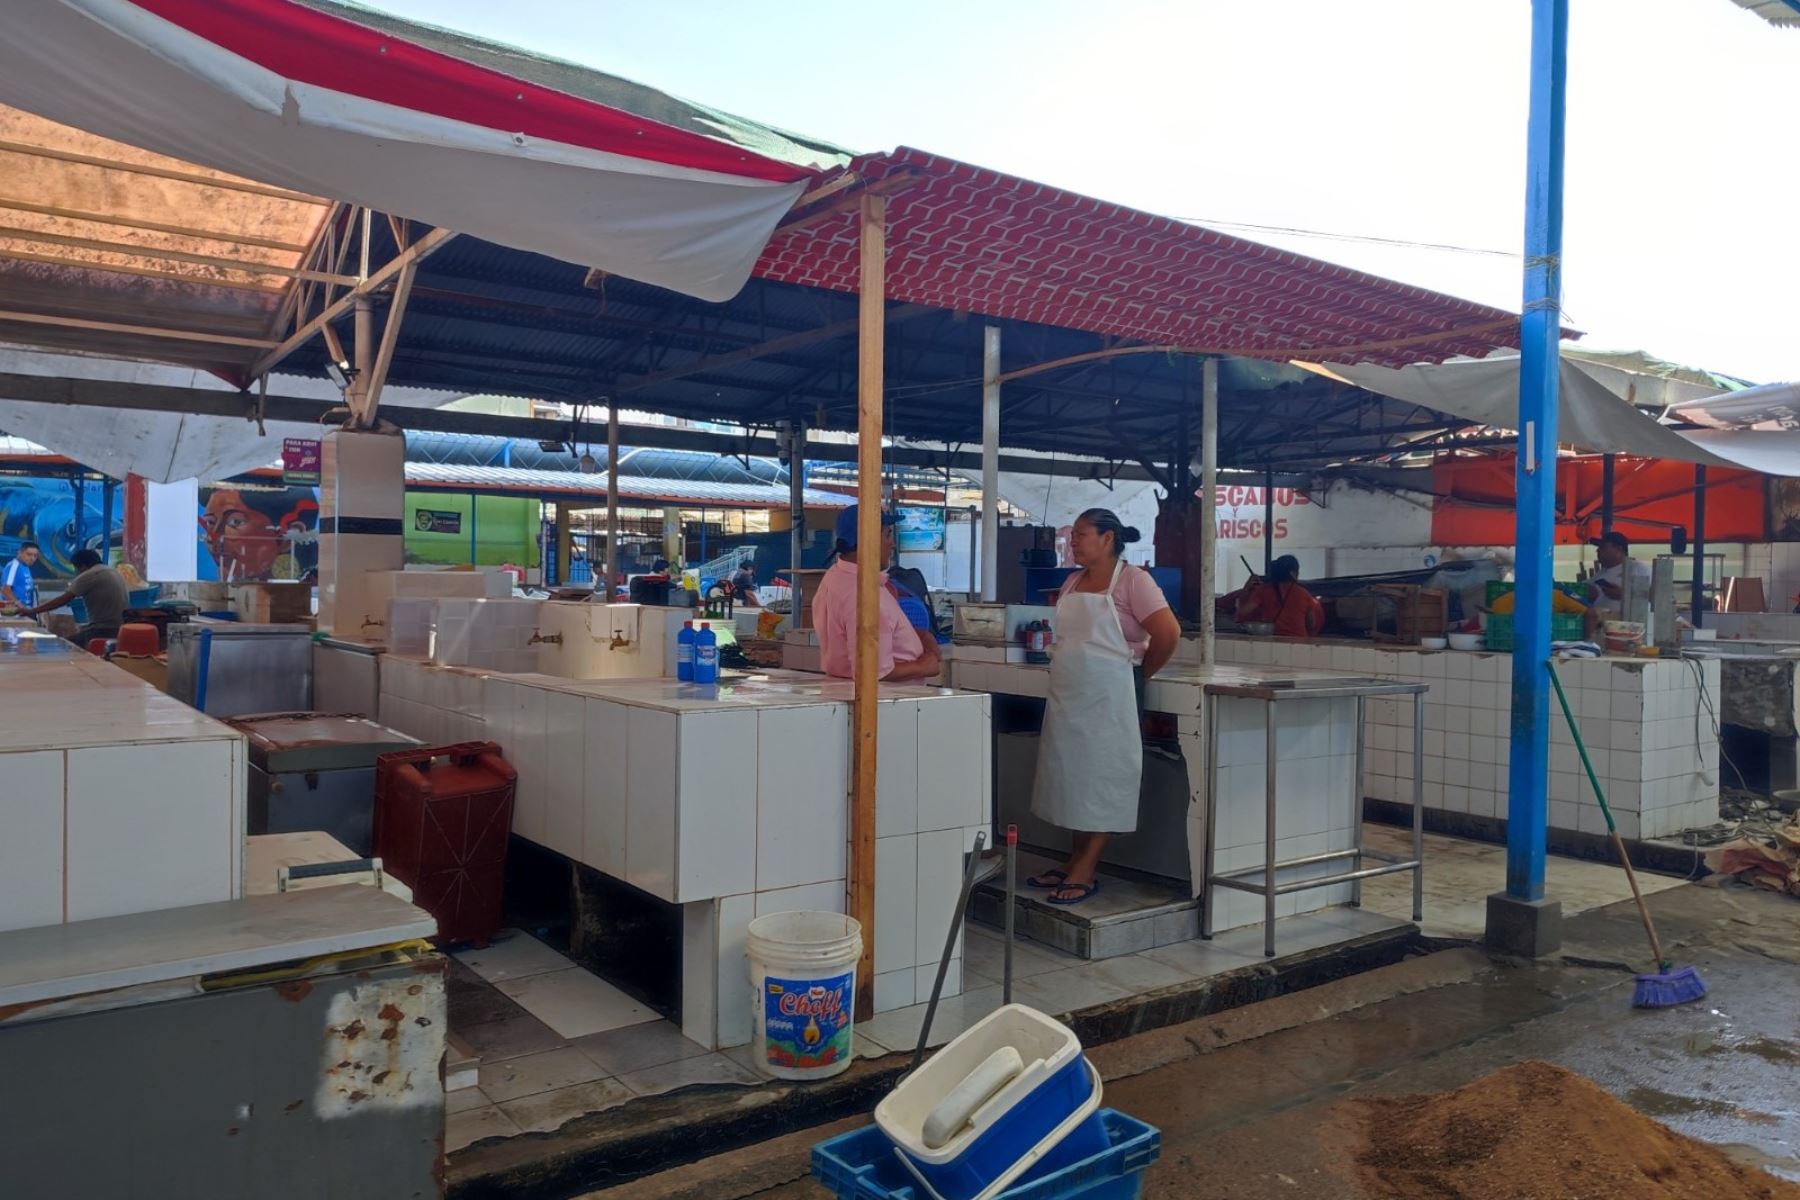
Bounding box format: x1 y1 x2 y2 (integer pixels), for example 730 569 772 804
86 638 109 656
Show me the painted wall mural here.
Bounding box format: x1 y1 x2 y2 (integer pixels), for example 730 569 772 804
196 484 319 582
0 477 120 577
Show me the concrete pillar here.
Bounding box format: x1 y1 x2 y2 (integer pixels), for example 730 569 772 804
317 428 404 642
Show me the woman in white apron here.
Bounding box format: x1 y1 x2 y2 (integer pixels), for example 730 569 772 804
1028 509 1182 904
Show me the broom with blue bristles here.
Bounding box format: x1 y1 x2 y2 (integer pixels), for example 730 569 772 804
1547 662 1706 1008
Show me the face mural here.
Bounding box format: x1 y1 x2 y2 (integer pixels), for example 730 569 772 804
198 486 319 581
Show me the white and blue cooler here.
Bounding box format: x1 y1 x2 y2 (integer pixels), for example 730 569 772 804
875 1005 1109 1200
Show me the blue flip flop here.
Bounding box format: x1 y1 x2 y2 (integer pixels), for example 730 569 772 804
1045 881 1101 906
1025 869 1068 889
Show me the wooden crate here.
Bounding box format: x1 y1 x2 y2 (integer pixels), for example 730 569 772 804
229 582 312 624
1369 584 1449 643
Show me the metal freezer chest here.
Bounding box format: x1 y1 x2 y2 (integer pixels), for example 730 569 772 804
235 712 423 855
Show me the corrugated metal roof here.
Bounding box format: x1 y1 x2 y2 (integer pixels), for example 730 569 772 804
1732 0 1800 25
403 461 849 508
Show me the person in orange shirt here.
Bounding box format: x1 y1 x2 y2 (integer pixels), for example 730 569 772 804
1235 555 1324 638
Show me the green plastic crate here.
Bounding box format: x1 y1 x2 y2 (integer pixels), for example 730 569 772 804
1484 612 1583 651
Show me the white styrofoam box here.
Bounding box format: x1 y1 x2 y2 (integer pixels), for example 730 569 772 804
874 833 918 975
541 691 586 860
65 740 237 923
917 695 986 832
753 879 844 917
755 704 849 892
677 709 759 900
626 706 679 899
0 750 65 932
582 699 630 878
876 700 920 839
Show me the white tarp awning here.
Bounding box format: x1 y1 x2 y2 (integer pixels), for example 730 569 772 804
1314 352 1800 477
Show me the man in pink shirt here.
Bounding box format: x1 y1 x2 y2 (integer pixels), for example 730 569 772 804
812 505 941 682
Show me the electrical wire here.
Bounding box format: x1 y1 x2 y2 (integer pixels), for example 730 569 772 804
1166 214 1519 260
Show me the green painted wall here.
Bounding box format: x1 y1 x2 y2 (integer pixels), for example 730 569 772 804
403 491 541 567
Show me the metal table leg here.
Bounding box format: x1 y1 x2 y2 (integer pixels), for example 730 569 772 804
1200 696 1220 940
1263 697 1277 958
1412 692 1426 923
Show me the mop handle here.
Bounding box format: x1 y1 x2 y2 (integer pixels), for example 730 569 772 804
1547 661 1667 970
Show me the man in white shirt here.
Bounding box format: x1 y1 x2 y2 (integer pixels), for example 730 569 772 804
1584 530 1651 639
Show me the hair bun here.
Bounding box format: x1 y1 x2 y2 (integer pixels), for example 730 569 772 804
1121 526 1141 544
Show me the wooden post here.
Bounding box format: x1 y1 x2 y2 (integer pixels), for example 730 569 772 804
851 192 886 1019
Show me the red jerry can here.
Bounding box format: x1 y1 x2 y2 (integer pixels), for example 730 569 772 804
373 741 517 948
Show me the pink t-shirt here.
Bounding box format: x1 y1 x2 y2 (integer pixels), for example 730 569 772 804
813 558 924 679
1056 562 1171 662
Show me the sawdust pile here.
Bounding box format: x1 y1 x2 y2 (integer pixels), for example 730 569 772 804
1350 1061 1800 1200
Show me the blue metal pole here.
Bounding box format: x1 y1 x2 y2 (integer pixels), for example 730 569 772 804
1506 0 1569 903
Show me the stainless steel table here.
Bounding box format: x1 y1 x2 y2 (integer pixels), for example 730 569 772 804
1200 679 1428 957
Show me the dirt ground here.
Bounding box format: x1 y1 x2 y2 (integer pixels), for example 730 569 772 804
576 881 1800 1200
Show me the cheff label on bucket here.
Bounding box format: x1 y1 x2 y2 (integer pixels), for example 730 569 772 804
762 971 853 1070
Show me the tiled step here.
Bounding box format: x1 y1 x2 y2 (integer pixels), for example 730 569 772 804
968 850 1197 960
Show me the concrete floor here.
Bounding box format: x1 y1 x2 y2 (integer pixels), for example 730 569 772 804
574 881 1800 1200
1358 821 1695 939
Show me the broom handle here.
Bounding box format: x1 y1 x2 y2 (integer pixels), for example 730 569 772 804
1547 662 1668 970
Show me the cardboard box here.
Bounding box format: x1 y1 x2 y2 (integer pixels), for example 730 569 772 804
229 583 313 624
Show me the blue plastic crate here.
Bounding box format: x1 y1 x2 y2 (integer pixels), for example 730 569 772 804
813 1109 1160 1200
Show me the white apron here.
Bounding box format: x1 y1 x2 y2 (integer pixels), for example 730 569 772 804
1030 560 1142 833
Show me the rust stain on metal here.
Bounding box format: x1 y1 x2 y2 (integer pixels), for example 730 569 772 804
347 1090 369 1104
275 979 314 1003
407 984 423 996
378 1002 405 1023
316 972 446 1119
339 1018 365 1041
414 1016 432 1027
372 1070 391 1086
284 1100 304 1114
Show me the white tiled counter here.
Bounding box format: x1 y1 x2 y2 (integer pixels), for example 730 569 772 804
373 663 990 1048
0 647 246 932
1213 636 1721 840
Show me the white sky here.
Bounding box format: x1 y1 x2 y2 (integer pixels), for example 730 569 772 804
373 0 1799 383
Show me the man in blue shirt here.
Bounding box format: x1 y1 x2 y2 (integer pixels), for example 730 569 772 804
1 541 39 612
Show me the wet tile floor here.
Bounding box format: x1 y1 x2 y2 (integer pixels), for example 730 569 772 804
448 823 1677 1152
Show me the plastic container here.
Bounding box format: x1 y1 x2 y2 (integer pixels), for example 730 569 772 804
1446 632 1484 651
878 1006 1107 1200
813 1110 1159 1200
373 741 517 947
746 910 862 1080
693 622 719 684
114 623 160 657
676 620 696 681
1483 612 1583 652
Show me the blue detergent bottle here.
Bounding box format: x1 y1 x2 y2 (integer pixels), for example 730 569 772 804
693 622 719 684
676 620 696 681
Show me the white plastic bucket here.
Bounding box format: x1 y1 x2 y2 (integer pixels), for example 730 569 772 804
746 910 863 1080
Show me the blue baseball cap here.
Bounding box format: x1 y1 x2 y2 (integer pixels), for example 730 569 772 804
834 504 898 551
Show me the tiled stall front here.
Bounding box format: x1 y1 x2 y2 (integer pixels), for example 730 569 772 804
1214 639 1721 840
0 654 246 933
374 663 990 1048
